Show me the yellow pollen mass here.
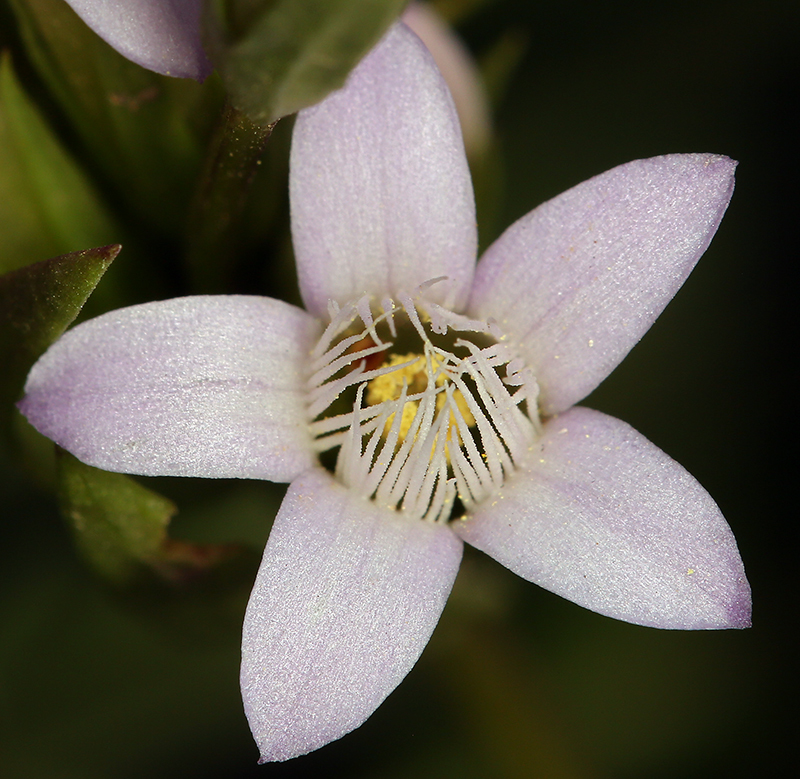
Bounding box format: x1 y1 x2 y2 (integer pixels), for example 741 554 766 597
366 353 429 405
365 352 476 444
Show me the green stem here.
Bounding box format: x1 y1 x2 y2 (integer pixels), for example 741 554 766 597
184 102 276 291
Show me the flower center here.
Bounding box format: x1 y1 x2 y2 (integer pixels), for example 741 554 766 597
306 283 541 522
365 352 476 446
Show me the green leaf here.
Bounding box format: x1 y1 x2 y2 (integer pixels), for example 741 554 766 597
9 0 222 233
57 450 236 585
0 244 119 413
56 450 176 584
0 52 120 274
207 0 407 125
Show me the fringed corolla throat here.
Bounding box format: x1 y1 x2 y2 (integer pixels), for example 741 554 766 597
307 279 542 523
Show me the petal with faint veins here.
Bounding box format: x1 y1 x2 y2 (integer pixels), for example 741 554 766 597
290 22 477 318
19 296 320 482
402 2 491 158
468 154 736 415
241 467 463 762
453 407 751 630
66 0 212 80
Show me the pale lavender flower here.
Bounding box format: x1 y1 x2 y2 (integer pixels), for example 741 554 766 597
64 0 212 80
19 23 750 763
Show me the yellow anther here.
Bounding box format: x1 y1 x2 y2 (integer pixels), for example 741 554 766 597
366 353 428 406
366 351 476 446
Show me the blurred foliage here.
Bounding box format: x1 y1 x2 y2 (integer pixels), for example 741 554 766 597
9 0 220 234
56 449 179 584
207 0 408 125
56 449 240 586
0 0 794 777
0 54 119 273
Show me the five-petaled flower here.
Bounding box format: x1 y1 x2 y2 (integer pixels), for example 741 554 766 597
19 23 750 764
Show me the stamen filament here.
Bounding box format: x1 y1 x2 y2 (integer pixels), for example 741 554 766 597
307 287 539 522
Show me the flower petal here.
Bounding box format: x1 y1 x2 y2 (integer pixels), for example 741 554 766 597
468 154 736 415
290 22 477 318
241 467 463 762
402 2 491 158
453 407 751 630
19 296 320 482
66 0 212 80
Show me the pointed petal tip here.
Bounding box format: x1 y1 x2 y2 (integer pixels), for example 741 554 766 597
687 151 737 199
455 407 751 632
701 151 738 171
723 580 753 630
255 744 302 764
644 573 752 631
254 737 326 764
469 152 739 415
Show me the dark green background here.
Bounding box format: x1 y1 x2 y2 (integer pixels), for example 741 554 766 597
1 1 794 776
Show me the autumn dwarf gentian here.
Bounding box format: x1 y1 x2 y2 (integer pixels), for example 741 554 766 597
20 22 750 763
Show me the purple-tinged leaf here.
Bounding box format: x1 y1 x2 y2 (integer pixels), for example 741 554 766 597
0 245 119 413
